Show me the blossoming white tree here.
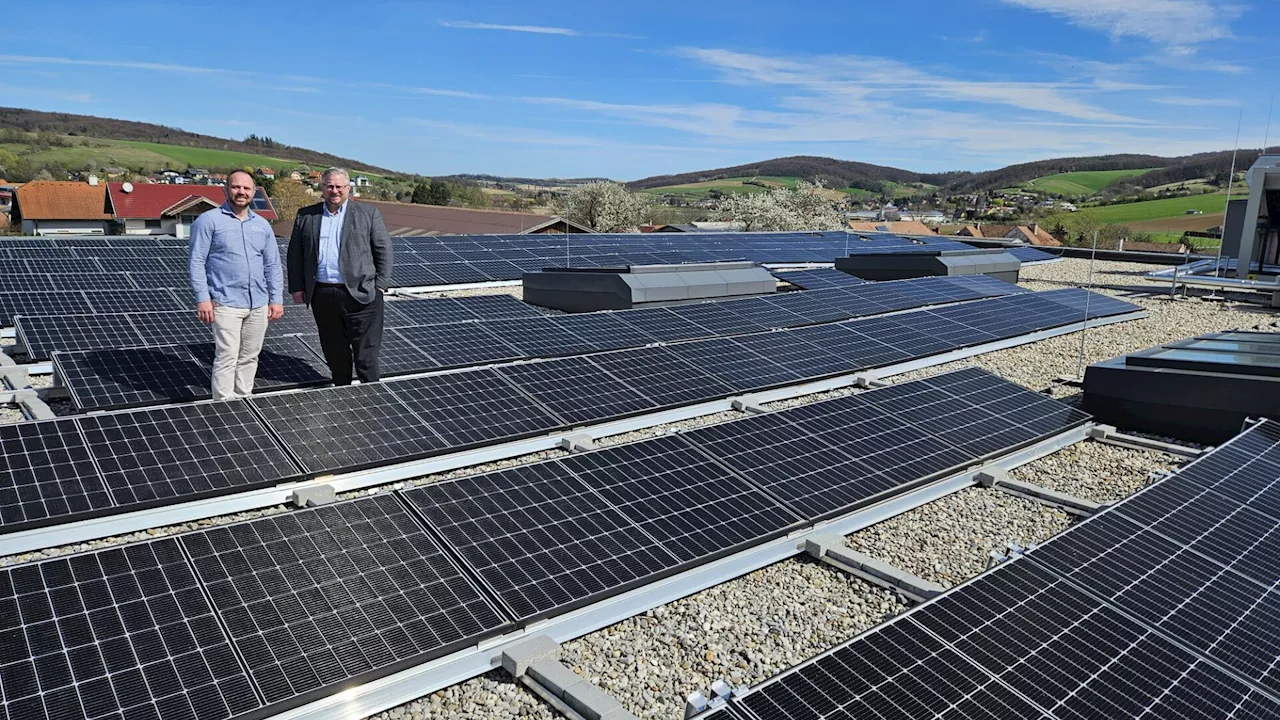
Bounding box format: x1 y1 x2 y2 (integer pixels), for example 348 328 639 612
716 181 846 231
559 181 651 232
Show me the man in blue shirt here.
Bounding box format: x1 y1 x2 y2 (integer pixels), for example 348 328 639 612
189 170 284 400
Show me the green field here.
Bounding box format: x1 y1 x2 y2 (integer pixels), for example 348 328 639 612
2 134 387 177
643 175 799 199
117 141 298 171
1025 168 1156 196
1083 193 1227 224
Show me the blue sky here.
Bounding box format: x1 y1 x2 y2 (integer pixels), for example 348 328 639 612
3 0 1278 180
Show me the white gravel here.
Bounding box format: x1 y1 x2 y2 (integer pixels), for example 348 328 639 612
1009 439 1177 505
847 486 1073 589
362 670 554 720
559 559 906 720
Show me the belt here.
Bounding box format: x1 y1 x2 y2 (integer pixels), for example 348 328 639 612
315 282 346 287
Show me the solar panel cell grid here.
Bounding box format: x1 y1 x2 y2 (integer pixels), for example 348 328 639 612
665 336 802 391
384 297 478 327
0 420 112 530
558 435 802 562
79 401 302 507
590 346 735 407
83 289 185 314
486 316 599 357
497 357 656 424
0 292 94 325
55 345 210 411
0 538 262 720
404 462 683 621
250 383 449 474
393 324 522 368
609 307 709 342
181 494 509 705
387 369 563 448
17 314 145 360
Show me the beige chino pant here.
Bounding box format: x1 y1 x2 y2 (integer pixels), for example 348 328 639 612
211 305 268 400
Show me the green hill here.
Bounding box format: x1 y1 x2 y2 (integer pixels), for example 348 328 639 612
1025 168 1156 196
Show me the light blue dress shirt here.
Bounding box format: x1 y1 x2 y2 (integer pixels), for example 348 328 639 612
188 204 282 308
316 200 347 283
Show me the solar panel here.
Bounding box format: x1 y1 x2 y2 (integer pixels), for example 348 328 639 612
390 264 447 287
666 302 764 335
16 314 146 360
610 307 709 342
393 324 522 368
848 315 967 356
135 271 192 289
731 614 1048 720
0 292 94 324
384 297 480 327
1161 420 1280 521
1006 246 1058 263
97 257 180 274
0 538 262 720
486 316 599 357
27 258 103 274
497 356 658 424
773 268 868 289
78 401 302 507
590 346 736 407
0 273 135 293
83 288 185 314
250 383 450 474
918 560 1277 719
404 462 684 621
54 346 210 411
726 296 815 329
666 336 803 391
427 263 493 285
180 494 509 705
387 369 563 448
1030 510 1280 694
0 419 112 531
1111 475 1280 586
724 328 851 379
558 435 802 562
130 311 214 346
455 294 542 320
763 290 858 324
544 312 659 351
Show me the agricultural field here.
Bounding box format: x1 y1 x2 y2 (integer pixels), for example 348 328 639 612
1024 168 1156 195
117 140 301 172
1083 192 1227 224
646 176 931 203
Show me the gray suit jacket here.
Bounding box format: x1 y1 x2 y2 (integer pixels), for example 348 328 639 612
287 200 393 305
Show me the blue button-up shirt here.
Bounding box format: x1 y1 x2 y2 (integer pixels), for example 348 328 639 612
317 200 347 283
188 204 283 309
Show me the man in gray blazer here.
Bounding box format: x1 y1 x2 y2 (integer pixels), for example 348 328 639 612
287 167 393 384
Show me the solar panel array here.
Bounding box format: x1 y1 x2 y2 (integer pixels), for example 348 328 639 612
773 268 870 290
50 275 1031 410
0 231 1026 294
1 286 1139 536
0 370 1095 720
714 419 1280 720
21 294 539 361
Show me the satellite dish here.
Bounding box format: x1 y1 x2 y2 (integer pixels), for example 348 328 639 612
121 182 134 193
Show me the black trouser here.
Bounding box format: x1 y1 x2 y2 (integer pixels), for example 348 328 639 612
311 283 383 385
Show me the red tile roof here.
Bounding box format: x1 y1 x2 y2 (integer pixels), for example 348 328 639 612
15 181 111 220
358 199 552 235
106 183 277 221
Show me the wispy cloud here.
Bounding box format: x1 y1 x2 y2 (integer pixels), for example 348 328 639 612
0 54 250 75
1153 95 1239 106
679 47 1146 123
438 19 643 39
997 0 1240 50
439 20 579 35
